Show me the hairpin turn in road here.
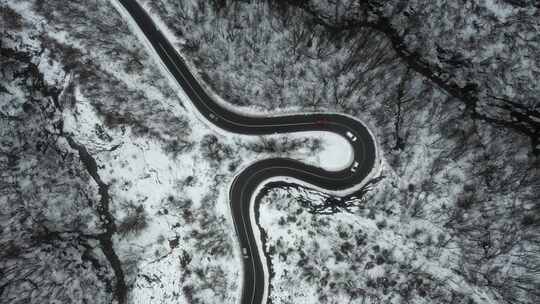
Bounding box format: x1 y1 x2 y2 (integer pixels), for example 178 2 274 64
116 1 376 303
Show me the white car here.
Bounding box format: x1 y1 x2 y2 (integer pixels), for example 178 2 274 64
209 113 218 121
350 161 359 172
346 131 357 142
243 247 249 259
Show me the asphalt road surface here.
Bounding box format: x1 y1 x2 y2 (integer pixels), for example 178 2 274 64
117 1 376 303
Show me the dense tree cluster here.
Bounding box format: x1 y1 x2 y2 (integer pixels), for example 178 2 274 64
2 0 538 303
0 40 114 304
141 0 539 303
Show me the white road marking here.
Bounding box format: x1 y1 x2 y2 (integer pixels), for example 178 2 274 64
157 43 364 144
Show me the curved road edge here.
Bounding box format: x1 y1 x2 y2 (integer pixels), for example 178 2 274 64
112 1 378 304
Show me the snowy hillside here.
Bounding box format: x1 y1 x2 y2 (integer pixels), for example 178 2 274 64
1 1 538 304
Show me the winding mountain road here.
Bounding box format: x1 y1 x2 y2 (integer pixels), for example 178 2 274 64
116 1 376 303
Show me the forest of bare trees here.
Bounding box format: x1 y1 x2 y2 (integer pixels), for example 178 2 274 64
2 0 539 303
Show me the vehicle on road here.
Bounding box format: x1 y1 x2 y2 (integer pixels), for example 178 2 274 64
346 131 357 142
350 161 360 172
116 2 376 303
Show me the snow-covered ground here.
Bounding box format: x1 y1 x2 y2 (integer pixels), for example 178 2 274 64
5 1 362 303
291 132 353 171
3 0 538 304
61 81 351 304
258 186 499 304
